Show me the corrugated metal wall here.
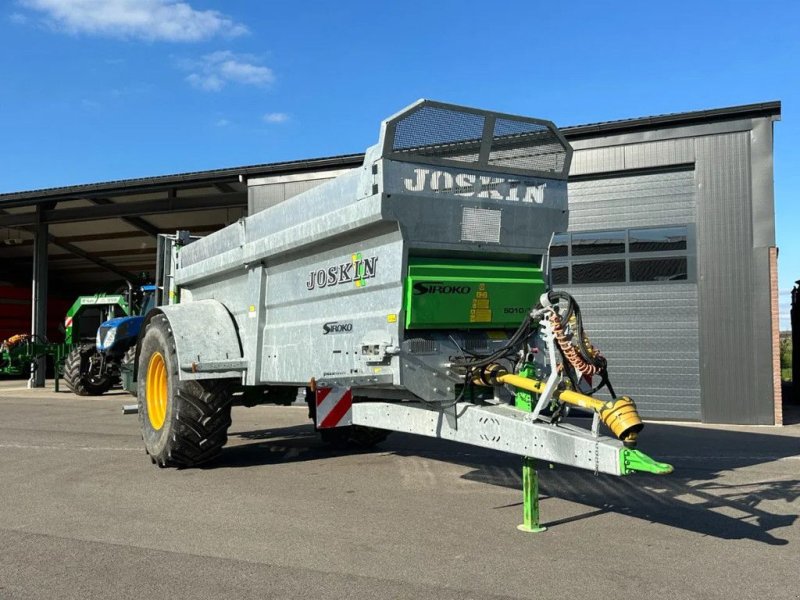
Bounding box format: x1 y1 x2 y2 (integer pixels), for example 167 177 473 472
249 180 332 214
564 123 776 424
559 284 701 420
561 168 701 420
248 172 350 215
569 170 696 230
695 132 774 424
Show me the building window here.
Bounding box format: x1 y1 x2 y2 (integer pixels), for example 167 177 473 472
550 233 569 257
629 227 687 253
572 260 626 284
572 230 625 255
551 264 569 284
549 226 693 285
630 257 688 282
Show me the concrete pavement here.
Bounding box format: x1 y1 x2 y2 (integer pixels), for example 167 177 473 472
1 380 799 599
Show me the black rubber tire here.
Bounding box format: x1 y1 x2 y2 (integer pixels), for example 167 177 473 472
305 388 391 449
63 344 114 396
138 314 234 468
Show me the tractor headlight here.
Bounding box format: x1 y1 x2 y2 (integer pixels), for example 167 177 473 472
102 328 117 349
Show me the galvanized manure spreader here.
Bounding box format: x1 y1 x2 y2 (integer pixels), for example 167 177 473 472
135 100 671 531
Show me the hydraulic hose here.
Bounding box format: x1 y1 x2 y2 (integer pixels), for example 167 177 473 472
450 313 534 369
550 313 601 376
544 291 615 397
451 289 615 403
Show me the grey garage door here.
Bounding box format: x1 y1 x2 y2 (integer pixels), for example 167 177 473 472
553 170 701 420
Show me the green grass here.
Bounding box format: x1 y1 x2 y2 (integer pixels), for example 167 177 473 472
782 368 792 382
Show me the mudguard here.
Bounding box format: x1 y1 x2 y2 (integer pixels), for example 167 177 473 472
138 300 244 381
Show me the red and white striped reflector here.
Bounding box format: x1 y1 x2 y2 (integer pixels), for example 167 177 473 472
64 316 73 328
315 386 353 429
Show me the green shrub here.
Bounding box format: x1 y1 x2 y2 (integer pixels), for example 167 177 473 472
780 338 792 381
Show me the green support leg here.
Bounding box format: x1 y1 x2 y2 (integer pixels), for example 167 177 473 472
517 457 546 533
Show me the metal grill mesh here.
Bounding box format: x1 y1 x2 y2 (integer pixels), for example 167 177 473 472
403 338 437 354
488 118 566 174
392 106 484 164
461 207 501 243
462 335 489 353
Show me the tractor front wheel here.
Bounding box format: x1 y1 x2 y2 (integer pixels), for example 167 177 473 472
138 314 234 468
63 344 114 396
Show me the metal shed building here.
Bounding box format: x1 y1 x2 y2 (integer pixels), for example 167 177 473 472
0 101 782 424
247 101 783 425
553 103 781 425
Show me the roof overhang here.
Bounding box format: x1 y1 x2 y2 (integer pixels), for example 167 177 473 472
0 101 780 291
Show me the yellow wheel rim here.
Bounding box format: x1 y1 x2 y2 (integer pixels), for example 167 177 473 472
146 351 168 430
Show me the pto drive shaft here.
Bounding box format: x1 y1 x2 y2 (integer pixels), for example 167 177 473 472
474 365 644 447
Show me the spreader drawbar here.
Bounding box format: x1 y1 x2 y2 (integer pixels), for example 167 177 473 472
351 400 672 478
352 401 627 475
351 400 672 531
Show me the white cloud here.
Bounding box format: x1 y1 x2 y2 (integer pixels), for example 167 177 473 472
186 72 224 91
215 118 230 127
263 112 288 124
20 0 247 42
9 12 28 24
183 51 274 91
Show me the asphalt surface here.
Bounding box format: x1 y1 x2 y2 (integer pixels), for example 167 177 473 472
1 380 799 600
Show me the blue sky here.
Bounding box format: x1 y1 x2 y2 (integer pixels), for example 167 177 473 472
1 0 798 326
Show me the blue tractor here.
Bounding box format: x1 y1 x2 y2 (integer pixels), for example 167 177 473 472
63 284 156 396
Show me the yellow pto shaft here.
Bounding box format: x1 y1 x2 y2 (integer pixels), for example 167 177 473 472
476 368 644 447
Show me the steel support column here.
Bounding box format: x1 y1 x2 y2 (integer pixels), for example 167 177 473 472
29 211 48 388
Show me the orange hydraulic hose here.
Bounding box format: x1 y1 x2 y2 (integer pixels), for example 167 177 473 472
549 313 601 376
